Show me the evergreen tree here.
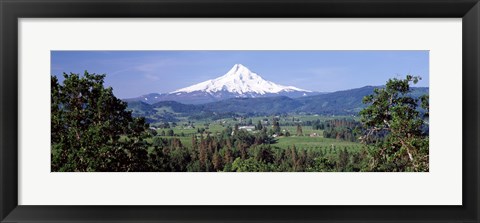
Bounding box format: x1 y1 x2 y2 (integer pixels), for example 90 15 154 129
272 118 281 134
233 124 239 135
212 151 223 171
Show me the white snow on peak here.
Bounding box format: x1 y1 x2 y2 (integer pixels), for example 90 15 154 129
171 64 311 95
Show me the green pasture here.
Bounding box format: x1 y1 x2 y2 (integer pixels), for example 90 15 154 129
144 114 365 152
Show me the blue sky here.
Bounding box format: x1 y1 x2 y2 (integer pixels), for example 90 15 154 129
51 51 429 99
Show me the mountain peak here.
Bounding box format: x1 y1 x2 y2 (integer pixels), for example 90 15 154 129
171 64 311 95
223 64 261 80
229 64 249 73
232 63 245 70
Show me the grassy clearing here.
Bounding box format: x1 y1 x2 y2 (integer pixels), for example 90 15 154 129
280 126 323 135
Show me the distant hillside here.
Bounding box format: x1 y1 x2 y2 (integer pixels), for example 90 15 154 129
199 96 303 115
296 86 382 115
126 86 429 122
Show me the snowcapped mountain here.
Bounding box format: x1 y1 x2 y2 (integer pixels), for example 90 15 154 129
125 64 318 105
172 64 311 95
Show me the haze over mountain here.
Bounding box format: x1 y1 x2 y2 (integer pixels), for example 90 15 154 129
125 64 317 104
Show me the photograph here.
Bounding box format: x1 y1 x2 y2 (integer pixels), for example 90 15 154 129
51 50 429 172
3 0 478 221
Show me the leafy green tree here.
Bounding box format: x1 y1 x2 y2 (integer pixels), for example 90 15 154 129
360 75 429 171
51 72 150 171
231 157 272 172
169 146 190 171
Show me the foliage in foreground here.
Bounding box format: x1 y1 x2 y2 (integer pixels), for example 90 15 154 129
51 72 150 171
360 75 429 171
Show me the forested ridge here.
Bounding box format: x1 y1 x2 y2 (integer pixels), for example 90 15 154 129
126 86 428 123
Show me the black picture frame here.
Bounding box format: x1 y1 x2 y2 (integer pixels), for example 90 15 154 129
1 0 479 222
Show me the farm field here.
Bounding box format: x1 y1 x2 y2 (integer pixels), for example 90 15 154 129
147 115 364 152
